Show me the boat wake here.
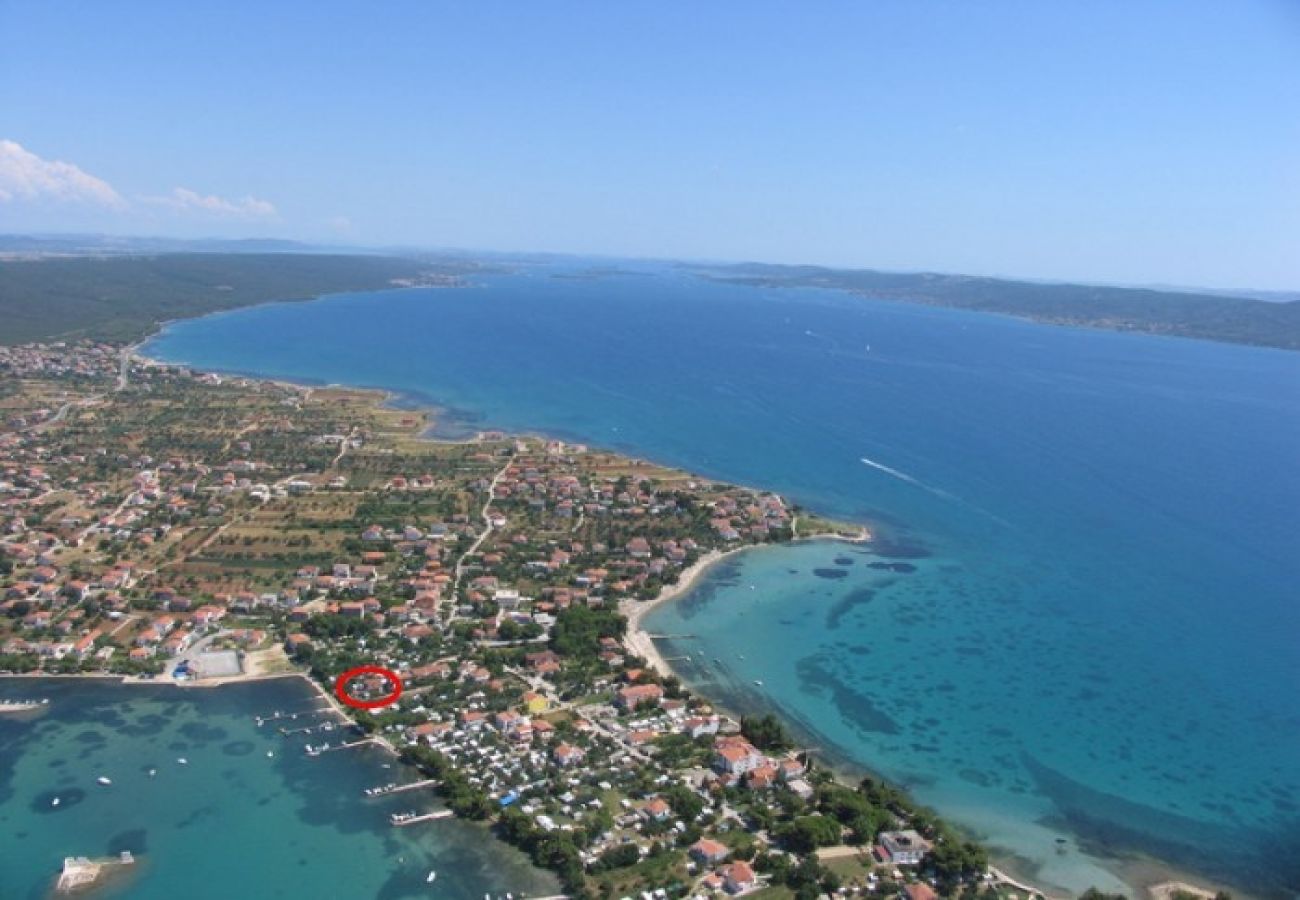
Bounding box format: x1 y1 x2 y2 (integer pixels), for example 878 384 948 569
859 456 954 500
859 456 1012 528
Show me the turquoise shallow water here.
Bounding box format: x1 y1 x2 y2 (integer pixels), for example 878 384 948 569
141 262 1300 897
0 677 557 900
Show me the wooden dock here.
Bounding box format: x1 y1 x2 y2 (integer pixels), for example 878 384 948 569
0 698 48 713
363 778 437 797
391 809 454 826
307 738 375 756
255 706 331 726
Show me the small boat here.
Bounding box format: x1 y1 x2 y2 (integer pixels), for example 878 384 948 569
177 757 188 765
148 768 157 777
51 797 60 807
754 680 764 686
266 750 275 758
426 870 437 883
97 776 112 786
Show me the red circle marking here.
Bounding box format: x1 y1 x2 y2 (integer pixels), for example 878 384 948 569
334 665 403 709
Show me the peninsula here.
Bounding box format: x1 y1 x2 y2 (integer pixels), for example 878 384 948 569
2 338 1002 900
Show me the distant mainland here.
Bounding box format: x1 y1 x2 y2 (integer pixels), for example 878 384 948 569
1 235 1296 350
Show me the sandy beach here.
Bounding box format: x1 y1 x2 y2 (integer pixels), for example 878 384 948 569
620 527 870 678
620 547 749 677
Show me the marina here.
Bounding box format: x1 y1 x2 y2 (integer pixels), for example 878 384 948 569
0 677 560 899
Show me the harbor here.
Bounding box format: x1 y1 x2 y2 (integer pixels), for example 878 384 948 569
1 677 562 898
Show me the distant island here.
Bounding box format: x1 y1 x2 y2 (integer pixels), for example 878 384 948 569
2 245 1296 352
694 262 1300 351
0 252 469 345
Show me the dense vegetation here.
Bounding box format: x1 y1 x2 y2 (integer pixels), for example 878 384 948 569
704 263 1300 350
0 253 430 344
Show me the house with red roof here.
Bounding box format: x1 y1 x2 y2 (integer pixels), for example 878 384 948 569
690 838 730 864
616 683 664 710
721 861 757 894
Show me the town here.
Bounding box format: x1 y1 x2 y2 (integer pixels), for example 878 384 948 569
3 340 1004 900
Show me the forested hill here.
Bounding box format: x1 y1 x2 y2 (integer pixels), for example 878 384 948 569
700 263 1300 351
0 253 437 345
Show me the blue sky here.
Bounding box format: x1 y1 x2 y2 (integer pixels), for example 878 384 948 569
2 1 1298 289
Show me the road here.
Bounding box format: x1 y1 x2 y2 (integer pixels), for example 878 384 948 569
447 457 514 619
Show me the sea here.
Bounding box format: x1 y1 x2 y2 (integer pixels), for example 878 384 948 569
0 676 557 899
131 260 1299 897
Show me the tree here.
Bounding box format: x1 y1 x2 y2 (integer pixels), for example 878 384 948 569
776 814 841 853
663 784 704 822
740 713 792 751
925 838 989 894
594 843 640 871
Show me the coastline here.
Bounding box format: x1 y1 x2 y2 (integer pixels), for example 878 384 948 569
134 332 1083 900
620 547 749 679
122 324 1245 900
618 552 1255 900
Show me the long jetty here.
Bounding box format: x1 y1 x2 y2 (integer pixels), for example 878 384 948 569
391 809 454 826
363 778 437 797
255 706 332 726
306 738 376 756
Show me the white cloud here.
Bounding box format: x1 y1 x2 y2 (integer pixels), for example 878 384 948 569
0 139 125 208
150 187 278 219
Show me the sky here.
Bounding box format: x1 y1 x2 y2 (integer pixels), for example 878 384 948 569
1 1 1298 290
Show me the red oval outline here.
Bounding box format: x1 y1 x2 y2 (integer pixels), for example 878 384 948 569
334 665 403 709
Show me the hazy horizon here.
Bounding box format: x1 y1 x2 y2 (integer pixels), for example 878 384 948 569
6 230 1300 299
2 2 1299 291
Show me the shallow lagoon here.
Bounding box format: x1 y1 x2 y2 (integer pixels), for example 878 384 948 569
0 677 557 900
143 262 1300 897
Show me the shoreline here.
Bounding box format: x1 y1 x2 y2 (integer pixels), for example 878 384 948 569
618 539 1245 900
107 332 1243 900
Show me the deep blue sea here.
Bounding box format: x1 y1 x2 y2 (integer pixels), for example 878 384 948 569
141 262 1300 897
0 677 556 899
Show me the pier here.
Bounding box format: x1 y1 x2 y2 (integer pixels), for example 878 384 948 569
0 698 49 713
363 778 437 797
643 633 695 640
391 809 454 826
279 721 340 736
306 737 376 755
55 852 135 893
254 705 332 726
